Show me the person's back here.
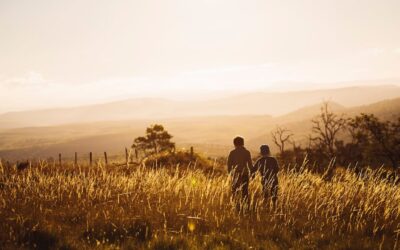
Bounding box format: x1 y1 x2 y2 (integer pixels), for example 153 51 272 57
254 156 279 182
253 145 279 204
228 146 252 177
227 136 253 212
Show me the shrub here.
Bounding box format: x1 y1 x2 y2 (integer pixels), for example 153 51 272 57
142 151 218 173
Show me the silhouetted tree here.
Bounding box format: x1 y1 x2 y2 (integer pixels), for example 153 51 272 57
271 126 293 155
310 102 347 159
132 124 175 156
348 114 400 169
266 103 399 174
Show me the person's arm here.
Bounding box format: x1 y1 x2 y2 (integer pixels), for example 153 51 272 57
273 158 279 175
251 158 259 179
227 151 233 173
247 151 254 175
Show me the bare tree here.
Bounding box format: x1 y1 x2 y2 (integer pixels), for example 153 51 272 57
310 102 347 158
271 126 294 154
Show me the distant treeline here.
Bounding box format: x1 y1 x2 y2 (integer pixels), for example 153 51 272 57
271 102 400 171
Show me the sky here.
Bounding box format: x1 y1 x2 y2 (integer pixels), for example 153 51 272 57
1 0 400 113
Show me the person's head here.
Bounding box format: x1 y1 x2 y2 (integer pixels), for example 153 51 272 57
260 144 270 156
233 136 244 147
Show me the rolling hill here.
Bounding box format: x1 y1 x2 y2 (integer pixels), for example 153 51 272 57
1 85 400 129
1 97 399 161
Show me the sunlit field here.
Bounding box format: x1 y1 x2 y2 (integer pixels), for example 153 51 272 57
1 158 400 250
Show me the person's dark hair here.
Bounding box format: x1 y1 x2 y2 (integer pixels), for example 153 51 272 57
260 144 270 155
233 136 244 147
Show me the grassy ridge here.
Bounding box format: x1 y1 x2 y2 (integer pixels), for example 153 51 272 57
0 160 400 249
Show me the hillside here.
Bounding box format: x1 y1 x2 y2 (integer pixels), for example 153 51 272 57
346 97 400 120
1 85 400 129
248 97 400 149
1 97 399 161
2 156 399 249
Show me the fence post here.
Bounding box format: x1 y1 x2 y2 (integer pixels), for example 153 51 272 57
190 146 194 158
59 153 62 166
89 152 93 166
125 147 129 166
74 152 78 166
104 152 108 165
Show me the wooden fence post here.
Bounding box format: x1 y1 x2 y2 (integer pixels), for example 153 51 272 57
59 153 62 166
104 152 108 165
190 146 194 158
89 152 93 166
125 147 129 166
74 152 78 165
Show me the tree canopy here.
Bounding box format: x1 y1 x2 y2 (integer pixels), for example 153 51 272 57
132 124 175 156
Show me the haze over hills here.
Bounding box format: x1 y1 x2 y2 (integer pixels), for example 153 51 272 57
1 85 400 129
1 95 399 161
248 97 400 149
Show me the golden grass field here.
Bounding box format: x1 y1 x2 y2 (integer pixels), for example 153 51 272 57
1 156 400 250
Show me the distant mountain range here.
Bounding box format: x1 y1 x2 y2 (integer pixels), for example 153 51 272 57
247 97 400 148
1 91 400 160
1 85 400 129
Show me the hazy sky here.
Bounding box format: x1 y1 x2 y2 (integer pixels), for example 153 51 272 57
1 0 400 113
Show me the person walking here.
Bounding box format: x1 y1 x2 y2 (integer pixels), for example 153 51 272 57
253 145 279 206
227 136 253 212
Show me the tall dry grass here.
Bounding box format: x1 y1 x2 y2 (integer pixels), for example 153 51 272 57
0 159 399 249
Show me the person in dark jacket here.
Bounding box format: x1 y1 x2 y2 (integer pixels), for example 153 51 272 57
253 145 279 205
227 136 253 210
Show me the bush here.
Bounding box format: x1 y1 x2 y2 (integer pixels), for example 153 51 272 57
142 151 218 173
